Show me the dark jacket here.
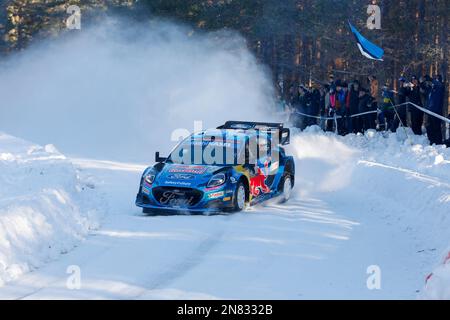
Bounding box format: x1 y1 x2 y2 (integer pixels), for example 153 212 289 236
348 87 360 115
358 92 371 113
428 80 445 115
397 85 409 105
409 86 422 107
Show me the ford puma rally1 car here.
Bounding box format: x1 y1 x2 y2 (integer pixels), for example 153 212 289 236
135 121 295 214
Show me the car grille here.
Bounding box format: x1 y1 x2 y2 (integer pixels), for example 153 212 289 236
152 187 203 207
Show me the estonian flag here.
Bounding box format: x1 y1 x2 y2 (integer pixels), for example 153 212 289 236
348 21 384 61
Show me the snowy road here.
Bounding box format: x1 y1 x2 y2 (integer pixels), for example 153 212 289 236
2 130 447 299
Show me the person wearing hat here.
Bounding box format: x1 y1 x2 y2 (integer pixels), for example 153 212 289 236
408 76 424 135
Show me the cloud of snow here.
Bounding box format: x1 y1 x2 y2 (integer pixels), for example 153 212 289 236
0 18 276 162
289 126 359 194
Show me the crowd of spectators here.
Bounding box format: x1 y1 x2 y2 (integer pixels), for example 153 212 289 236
277 74 448 146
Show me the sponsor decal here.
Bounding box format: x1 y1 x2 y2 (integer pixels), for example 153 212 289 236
223 197 231 201
204 185 223 192
229 176 237 183
163 180 192 187
168 165 207 175
159 190 195 207
207 191 224 199
192 140 232 148
142 186 151 195
167 173 194 180
250 160 271 197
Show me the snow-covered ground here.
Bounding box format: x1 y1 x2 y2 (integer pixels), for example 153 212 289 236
0 128 448 299
0 133 102 286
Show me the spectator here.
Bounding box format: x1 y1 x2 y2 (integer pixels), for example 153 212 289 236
408 76 424 135
303 86 313 128
310 87 321 127
368 75 379 104
326 86 337 132
379 85 395 131
335 81 348 134
392 76 409 131
319 85 328 130
348 80 361 133
292 85 312 130
420 75 433 108
426 76 445 145
358 88 376 131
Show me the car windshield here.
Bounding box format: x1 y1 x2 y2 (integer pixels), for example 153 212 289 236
167 136 245 166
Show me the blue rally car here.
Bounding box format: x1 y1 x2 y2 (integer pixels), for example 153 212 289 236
135 121 295 214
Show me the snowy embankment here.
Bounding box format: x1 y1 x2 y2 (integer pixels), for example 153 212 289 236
291 127 450 299
0 133 102 286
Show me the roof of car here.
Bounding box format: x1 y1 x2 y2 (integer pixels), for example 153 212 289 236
192 129 267 141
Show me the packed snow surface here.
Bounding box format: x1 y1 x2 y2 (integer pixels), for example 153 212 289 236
0 127 449 299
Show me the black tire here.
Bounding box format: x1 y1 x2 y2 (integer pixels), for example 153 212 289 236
278 173 293 203
232 181 247 212
142 208 155 215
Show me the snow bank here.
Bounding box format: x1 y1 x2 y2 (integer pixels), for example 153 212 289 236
290 127 450 299
0 133 102 286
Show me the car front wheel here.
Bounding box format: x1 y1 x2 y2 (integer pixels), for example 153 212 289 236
233 182 246 212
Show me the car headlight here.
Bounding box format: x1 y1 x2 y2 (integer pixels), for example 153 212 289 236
207 173 226 188
144 173 156 185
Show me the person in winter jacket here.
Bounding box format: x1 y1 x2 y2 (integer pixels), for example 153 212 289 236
379 85 395 131
369 75 379 103
318 85 328 130
392 76 409 131
420 75 432 109
358 88 376 131
326 86 337 132
348 81 361 133
408 76 424 135
335 81 348 134
291 86 306 130
310 88 321 127
426 77 445 145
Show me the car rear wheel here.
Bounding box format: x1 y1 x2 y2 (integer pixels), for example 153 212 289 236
279 174 293 203
233 182 246 212
142 208 155 215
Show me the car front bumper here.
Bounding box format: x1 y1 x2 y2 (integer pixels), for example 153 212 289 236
135 186 235 214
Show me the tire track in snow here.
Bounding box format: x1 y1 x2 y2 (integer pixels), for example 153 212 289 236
358 160 450 189
133 227 227 298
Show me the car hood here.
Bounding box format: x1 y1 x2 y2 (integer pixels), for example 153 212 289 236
155 163 226 188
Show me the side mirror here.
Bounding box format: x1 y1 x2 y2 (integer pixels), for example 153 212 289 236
155 152 167 163
280 128 290 145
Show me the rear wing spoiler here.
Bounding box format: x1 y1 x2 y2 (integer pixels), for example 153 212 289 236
217 120 290 145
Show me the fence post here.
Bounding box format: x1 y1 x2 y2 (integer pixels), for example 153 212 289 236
334 113 338 135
